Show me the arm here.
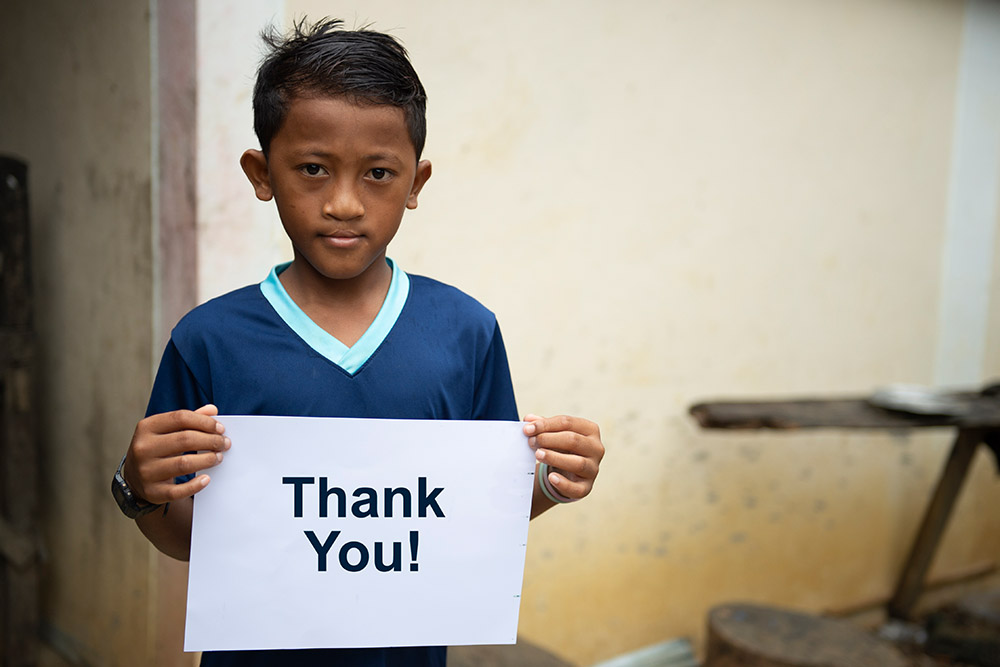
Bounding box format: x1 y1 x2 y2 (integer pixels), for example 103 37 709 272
122 404 231 561
523 414 604 519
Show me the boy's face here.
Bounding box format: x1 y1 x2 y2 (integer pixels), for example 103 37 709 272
241 95 431 285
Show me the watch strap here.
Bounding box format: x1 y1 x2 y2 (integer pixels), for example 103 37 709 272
112 455 162 519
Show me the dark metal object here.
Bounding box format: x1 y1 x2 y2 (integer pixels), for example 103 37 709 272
1 155 40 665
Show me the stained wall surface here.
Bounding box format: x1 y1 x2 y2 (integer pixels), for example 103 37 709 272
0 1 180 664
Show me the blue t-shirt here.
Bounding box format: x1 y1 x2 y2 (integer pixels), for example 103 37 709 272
146 262 519 667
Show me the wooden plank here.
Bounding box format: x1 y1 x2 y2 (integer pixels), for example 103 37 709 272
690 395 1000 430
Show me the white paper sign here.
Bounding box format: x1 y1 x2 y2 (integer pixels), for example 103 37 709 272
184 416 535 652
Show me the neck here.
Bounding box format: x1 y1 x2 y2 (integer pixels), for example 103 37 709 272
277 254 393 347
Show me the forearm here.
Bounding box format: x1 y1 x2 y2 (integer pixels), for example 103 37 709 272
136 497 194 561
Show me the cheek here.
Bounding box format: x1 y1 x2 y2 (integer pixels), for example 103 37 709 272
275 202 311 237
366 192 407 217
275 193 308 217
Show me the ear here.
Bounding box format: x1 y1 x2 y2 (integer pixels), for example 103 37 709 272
406 160 432 210
240 149 273 201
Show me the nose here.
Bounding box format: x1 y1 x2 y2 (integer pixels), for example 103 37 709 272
323 179 364 220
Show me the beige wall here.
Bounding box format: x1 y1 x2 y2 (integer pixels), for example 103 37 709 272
196 0 289 303
230 1 997 663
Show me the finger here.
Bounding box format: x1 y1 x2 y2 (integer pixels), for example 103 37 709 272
524 414 600 438
535 448 600 480
533 430 602 458
145 474 212 504
545 467 592 500
147 408 225 437
522 415 540 448
522 414 542 436
194 404 219 418
141 450 225 484
135 429 231 460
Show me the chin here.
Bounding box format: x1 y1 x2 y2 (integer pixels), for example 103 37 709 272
309 258 385 283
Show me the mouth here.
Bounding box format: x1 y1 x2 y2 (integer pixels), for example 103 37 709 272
321 231 363 248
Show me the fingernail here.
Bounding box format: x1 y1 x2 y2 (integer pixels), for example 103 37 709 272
200 475 210 487
224 437 231 449
524 423 536 435
528 436 537 449
216 422 225 434
215 452 223 463
535 449 545 461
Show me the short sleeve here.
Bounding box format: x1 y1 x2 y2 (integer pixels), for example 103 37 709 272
145 339 211 417
145 339 212 484
471 322 519 421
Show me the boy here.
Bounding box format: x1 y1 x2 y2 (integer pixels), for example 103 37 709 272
112 18 604 667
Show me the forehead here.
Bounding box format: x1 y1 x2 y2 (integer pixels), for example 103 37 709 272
272 95 415 160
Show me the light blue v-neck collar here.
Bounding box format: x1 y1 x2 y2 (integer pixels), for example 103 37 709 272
259 258 410 374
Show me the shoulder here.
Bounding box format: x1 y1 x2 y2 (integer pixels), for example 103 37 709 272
170 284 268 350
406 273 498 326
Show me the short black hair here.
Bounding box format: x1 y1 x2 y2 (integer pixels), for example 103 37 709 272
252 17 427 159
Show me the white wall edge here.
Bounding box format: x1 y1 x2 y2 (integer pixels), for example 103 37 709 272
934 0 1000 387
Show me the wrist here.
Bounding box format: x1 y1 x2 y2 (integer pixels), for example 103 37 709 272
112 455 162 519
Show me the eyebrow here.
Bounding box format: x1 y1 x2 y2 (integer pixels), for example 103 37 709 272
295 150 404 165
361 153 404 165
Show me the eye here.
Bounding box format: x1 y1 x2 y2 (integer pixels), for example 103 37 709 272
302 164 324 176
370 168 389 181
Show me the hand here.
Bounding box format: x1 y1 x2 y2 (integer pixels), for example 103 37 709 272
123 404 230 505
523 414 604 501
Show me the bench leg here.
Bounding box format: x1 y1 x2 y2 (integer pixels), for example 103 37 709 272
887 428 983 620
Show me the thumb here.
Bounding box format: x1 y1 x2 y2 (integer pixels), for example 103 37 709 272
194 404 219 417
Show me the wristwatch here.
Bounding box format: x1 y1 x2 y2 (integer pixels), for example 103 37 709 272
112 455 161 518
